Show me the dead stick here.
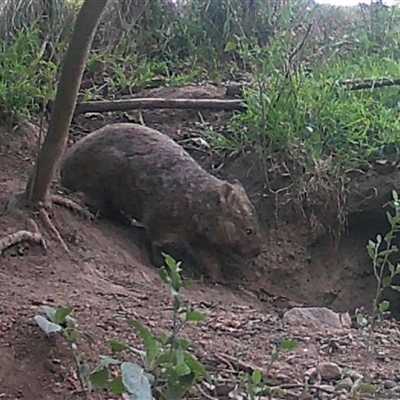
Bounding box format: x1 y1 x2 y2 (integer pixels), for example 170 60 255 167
74 98 246 115
73 76 400 117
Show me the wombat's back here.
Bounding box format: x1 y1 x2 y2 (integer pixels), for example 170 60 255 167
60 123 222 219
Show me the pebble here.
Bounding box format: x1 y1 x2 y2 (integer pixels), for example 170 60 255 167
336 377 353 390
282 307 348 329
317 361 342 381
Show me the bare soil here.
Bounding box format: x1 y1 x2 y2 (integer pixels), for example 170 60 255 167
1 84 400 399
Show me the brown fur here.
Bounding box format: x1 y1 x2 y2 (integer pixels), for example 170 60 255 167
59 123 263 281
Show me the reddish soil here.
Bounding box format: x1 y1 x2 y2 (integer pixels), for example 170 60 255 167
1 85 400 399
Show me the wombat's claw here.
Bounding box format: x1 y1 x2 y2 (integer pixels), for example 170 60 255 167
0 218 47 255
51 194 94 220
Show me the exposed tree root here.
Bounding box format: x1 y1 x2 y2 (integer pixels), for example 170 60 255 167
0 218 46 255
38 206 70 253
1 193 95 256
51 194 94 220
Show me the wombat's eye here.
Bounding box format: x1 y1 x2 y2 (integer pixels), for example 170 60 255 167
246 229 253 235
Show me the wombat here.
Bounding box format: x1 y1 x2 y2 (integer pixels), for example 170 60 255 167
59 123 263 282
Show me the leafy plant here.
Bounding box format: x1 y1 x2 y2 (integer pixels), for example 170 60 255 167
89 253 209 400
0 27 58 124
34 305 94 396
229 340 298 400
365 190 400 326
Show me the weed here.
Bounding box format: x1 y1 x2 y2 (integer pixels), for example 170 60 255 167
0 27 58 124
230 339 298 400
34 305 94 398
366 190 400 326
88 253 209 399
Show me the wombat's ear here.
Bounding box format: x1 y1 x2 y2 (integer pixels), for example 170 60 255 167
219 182 237 207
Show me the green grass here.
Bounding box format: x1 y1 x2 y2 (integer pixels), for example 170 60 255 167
1 0 400 177
0 27 58 124
228 51 400 174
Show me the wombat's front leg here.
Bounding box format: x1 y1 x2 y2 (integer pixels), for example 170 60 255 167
145 225 191 268
192 246 224 284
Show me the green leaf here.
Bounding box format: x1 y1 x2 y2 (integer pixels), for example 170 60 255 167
280 339 298 351
185 309 205 323
158 266 169 284
379 300 390 313
184 351 210 381
128 320 158 367
108 376 126 394
91 356 121 373
390 285 400 293
382 276 392 288
252 370 262 385
388 261 395 275
65 329 79 342
89 368 108 389
53 307 72 325
175 338 192 350
41 305 57 320
225 41 236 52
174 348 191 377
367 241 376 260
356 313 368 327
174 360 191 377
34 315 62 335
121 362 152 400
162 253 182 292
109 339 129 353
164 372 195 399
386 211 394 227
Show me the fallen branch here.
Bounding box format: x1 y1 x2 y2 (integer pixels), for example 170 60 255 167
74 97 246 115
73 76 400 116
339 77 400 90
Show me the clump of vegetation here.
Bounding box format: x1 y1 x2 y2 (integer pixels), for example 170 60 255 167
91 254 209 399
0 27 58 124
34 254 209 399
34 253 299 399
362 190 400 327
1 0 399 176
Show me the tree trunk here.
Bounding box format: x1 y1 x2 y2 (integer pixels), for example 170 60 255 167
26 0 109 204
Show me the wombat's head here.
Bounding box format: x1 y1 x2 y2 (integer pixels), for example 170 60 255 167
215 179 263 259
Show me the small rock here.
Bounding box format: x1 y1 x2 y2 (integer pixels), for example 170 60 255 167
317 362 342 381
316 384 335 399
384 380 396 389
336 377 353 390
282 307 347 329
